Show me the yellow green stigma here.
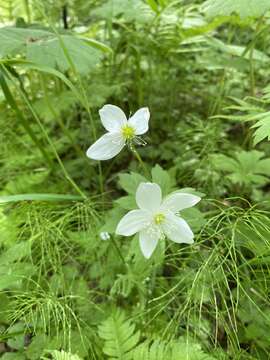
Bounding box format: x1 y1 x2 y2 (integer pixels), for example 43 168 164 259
154 213 165 225
122 125 135 140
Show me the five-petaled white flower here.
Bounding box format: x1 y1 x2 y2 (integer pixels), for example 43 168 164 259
116 182 201 259
86 104 150 160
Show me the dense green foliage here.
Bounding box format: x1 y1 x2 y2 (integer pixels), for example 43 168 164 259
0 0 270 359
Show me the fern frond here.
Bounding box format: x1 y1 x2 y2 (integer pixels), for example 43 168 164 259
43 350 82 360
98 311 140 359
132 339 216 360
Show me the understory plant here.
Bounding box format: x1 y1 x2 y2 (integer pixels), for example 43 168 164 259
0 0 270 359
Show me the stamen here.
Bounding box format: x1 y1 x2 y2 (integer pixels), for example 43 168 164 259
154 213 165 225
121 125 135 140
133 136 147 146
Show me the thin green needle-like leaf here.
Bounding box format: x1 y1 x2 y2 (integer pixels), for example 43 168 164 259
0 66 53 167
0 193 84 204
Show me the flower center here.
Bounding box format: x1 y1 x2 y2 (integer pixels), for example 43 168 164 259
122 125 135 140
154 213 165 225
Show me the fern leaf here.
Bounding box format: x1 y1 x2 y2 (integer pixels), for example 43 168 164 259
98 311 140 360
43 350 82 360
132 339 216 360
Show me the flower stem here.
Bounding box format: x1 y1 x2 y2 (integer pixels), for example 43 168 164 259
111 236 127 267
131 146 150 178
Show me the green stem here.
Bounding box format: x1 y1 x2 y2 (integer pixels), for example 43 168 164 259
34 3 104 195
40 74 85 159
131 146 149 178
23 0 31 23
111 236 127 267
0 67 53 168
3 65 87 200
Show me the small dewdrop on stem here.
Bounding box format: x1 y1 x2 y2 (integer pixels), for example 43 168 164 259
100 231 110 241
116 182 201 259
86 104 150 161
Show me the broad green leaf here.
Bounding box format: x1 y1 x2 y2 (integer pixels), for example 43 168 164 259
0 27 51 57
151 164 172 195
0 242 31 264
26 334 49 360
181 208 206 232
115 195 137 210
7 323 25 351
118 172 147 195
0 28 103 74
27 35 102 74
202 0 270 18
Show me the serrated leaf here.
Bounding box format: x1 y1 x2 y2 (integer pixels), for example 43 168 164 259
99 311 140 359
211 150 270 187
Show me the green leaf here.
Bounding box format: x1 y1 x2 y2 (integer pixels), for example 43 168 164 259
211 154 238 172
98 311 140 359
0 27 51 57
7 323 25 351
43 350 82 360
101 207 126 233
146 0 159 13
0 242 31 264
118 172 147 195
1 353 26 360
0 193 83 203
0 27 103 74
115 196 137 210
26 334 49 360
132 338 217 360
211 151 270 187
27 35 102 75
0 263 35 290
252 114 270 145
181 208 206 232
201 0 270 18
151 164 172 195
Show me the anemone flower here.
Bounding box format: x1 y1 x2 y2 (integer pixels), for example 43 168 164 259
86 104 150 160
116 182 201 258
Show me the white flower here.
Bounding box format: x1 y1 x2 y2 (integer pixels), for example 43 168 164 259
86 104 150 160
116 182 201 259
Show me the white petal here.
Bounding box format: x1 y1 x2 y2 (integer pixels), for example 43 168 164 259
99 104 127 132
136 182 162 211
128 107 150 135
162 212 194 244
86 132 125 160
116 209 151 236
162 192 201 213
139 228 159 259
